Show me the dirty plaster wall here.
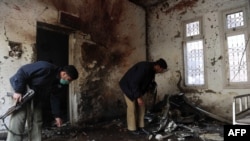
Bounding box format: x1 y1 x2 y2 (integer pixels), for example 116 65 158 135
0 0 146 127
0 0 60 130
50 0 147 124
147 0 250 121
76 1 146 124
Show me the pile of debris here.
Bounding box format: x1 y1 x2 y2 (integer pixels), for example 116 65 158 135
0 90 229 141
143 93 228 141
41 93 227 141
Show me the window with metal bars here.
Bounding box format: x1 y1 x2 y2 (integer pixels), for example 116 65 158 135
183 18 205 86
223 7 250 86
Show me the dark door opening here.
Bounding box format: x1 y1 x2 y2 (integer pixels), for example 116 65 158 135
36 23 70 127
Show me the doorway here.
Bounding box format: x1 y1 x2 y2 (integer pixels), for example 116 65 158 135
36 22 71 127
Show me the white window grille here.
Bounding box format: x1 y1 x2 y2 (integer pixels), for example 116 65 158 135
183 18 205 86
223 7 250 87
186 21 200 37
186 40 204 85
226 11 244 29
227 34 247 82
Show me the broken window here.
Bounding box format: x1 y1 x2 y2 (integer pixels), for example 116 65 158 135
183 18 205 86
227 34 247 82
223 7 250 86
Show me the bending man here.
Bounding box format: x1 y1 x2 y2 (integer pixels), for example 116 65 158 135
7 60 79 141
119 58 167 135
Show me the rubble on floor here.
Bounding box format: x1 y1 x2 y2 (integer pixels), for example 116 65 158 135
42 93 227 141
0 93 228 141
41 117 225 141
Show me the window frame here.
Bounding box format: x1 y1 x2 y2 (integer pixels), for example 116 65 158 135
184 18 203 40
222 6 250 88
182 17 207 88
223 7 247 32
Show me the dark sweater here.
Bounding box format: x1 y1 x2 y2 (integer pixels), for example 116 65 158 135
119 61 155 101
9 61 63 117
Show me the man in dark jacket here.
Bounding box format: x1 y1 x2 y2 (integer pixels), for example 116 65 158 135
6 61 79 141
119 58 167 135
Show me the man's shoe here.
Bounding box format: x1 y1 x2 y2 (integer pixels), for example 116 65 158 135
128 130 141 135
138 128 150 135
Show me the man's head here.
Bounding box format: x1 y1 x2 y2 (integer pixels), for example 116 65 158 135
60 65 79 85
154 58 168 73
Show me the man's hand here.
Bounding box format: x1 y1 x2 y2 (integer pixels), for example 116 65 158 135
55 117 63 127
13 93 22 103
137 97 144 106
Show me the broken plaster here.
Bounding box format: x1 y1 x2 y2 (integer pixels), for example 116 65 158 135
8 41 22 59
0 97 5 104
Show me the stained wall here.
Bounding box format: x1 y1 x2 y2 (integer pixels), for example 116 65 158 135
0 0 245 128
0 0 146 128
147 0 250 121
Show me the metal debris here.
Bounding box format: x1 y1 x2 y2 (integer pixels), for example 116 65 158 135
145 93 225 141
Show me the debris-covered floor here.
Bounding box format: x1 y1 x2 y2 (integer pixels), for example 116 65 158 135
42 93 226 141
0 93 227 141
41 117 224 141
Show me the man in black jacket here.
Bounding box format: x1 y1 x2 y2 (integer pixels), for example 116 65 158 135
6 61 79 141
119 58 167 135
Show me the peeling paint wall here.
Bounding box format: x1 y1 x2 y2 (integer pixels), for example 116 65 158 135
3 0 249 128
1 0 246 129
0 0 146 128
49 0 146 124
63 0 146 124
0 0 59 130
147 0 250 121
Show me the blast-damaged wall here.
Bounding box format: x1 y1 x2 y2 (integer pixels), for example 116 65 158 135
147 0 250 121
77 2 146 123
2 0 247 128
0 0 146 127
50 0 147 123
0 0 60 130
